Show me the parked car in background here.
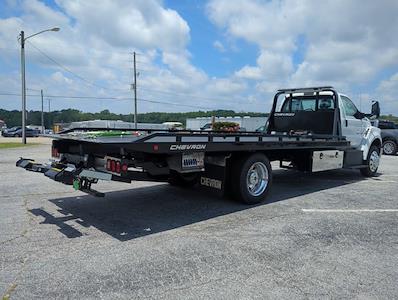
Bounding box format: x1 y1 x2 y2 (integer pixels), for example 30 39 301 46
1 126 7 136
2 126 21 137
2 127 40 137
372 120 398 155
0 120 7 133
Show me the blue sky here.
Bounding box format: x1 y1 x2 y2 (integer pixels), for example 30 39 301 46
0 0 398 115
165 0 259 77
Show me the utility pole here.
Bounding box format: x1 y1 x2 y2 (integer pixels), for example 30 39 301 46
41 89 44 134
20 30 27 144
19 27 59 144
48 98 51 113
133 51 138 129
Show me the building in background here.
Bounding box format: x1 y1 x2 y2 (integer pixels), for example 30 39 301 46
53 120 176 133
186 116 267 131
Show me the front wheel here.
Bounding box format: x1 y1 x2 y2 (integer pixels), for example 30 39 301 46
360 145 380 177
231 153 272 204
382 140 397 155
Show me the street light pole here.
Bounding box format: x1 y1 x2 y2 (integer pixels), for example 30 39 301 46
19 27 60 144
20 31 27 144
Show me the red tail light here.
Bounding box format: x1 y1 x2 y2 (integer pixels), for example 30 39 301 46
106 158 127 174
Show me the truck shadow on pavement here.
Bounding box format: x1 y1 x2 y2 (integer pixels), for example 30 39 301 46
29 168 368 241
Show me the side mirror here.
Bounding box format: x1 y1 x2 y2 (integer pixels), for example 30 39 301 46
371 101 380 118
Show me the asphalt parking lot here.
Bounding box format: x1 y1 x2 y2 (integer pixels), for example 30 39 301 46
1 142 397 299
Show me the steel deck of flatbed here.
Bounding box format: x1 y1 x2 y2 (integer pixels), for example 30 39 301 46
51 130 352 155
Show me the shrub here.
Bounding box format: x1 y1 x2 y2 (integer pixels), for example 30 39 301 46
212 122 240 132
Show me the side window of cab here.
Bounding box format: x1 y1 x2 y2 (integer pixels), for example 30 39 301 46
340 96 358 117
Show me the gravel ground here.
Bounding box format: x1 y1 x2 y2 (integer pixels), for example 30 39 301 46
0 144 397 299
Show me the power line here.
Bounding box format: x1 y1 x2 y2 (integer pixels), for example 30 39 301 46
0 92 128 101
0 92 215 109
137 98 213 110
21 42 247 105
26 40 128 92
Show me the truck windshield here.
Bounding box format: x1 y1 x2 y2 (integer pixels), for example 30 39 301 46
280 96 334 112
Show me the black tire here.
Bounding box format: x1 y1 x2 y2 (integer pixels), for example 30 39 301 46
230 153 272 204
360 145 380 177
168 171 199 187
382 140 397 155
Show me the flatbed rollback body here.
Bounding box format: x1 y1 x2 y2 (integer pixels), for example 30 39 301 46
17 87 382 204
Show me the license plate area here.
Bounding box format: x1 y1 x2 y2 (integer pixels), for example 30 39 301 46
182 152 205 170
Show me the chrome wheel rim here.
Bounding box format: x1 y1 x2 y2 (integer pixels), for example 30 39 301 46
383 142 395 155
246 162 269 196
369 150 380 173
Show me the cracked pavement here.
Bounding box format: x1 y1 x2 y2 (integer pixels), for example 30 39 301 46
1 142 397 299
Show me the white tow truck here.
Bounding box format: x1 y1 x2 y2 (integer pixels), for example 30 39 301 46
17 86 382 204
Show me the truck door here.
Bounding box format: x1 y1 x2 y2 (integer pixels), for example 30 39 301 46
340 95 364 148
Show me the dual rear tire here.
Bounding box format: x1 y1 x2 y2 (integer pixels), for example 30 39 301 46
230 153 272 205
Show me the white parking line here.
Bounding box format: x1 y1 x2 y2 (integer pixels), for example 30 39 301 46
302 209 398 213
367 180 396 183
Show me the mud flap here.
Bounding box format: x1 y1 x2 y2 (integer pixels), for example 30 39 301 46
198 163 226 196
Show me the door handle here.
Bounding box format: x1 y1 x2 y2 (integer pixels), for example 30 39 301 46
345 120 348 127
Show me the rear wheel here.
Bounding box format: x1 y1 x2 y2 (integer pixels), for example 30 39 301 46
382 140 397 155
231 153 272 204
360 145 380 177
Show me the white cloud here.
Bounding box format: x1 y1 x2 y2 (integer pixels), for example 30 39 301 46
207 0 398 114
0 0 251 113
51 71 73 84
206 77 246 95
55 0 190 51
213 40 225 52
376 73 398 115
2 0 398 115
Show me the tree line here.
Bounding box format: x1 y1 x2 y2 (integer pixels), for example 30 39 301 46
1 108 397 129
0 108 269 128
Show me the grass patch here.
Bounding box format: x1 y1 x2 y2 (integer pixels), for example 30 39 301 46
0 143 39 149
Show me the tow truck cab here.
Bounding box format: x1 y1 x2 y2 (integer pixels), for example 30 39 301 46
267 87 381 162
